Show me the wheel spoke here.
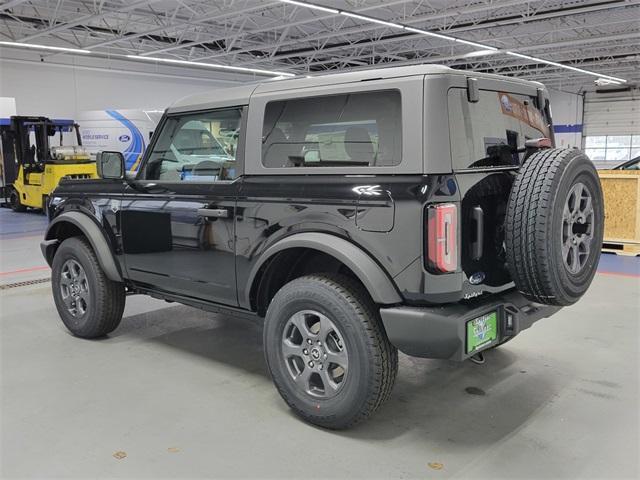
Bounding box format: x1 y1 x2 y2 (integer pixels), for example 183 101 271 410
59 275 71 288
563 200 573 220
62 293 74 309
570 245 580 272
282 340 303 359
77 298 87 315
319 368 339 393
289 312 311 336
318 314 333 341
579 193 593 218
78 288 90 303
325 349 348 369
293 367 312 389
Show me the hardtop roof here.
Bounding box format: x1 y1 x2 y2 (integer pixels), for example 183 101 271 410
168 64 544 113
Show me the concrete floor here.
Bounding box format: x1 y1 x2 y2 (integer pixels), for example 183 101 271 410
1 208 639 479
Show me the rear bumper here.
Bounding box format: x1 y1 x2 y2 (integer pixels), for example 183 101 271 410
379 289 561 361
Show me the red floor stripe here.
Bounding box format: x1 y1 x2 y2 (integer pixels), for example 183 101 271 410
0 265 50 276
596 270 640 279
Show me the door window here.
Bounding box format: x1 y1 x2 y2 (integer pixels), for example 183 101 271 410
142 108 243 181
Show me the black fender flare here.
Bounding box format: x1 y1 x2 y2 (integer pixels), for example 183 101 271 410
246 232 402 306
42 211 123 282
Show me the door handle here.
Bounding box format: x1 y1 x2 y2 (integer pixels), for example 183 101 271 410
197 208 229 218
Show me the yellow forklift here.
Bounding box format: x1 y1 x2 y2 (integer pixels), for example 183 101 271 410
0 116 97 212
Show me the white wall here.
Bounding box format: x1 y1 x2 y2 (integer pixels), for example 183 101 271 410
0 49 256 119
548 88 584 149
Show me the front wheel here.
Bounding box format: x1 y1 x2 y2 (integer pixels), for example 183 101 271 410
51 237 126 338
9 189 26 212
264 274 398 429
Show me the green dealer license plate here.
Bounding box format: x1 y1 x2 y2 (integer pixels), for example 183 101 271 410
466 311 498 354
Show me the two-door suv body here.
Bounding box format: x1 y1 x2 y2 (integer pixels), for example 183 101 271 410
42 65 604 429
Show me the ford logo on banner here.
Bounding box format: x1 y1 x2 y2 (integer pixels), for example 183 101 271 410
118 134 131 142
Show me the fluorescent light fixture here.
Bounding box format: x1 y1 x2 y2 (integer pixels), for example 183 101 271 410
507 51 626 84
403 26 456 42
455 39 498 51
0 41 91 54
596 78 622 85
126 55 295 77
274 1 628 85
278 0 338 14
340 12 404 29
461 49 500 58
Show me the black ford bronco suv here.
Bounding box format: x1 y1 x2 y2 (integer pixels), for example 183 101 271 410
42 65 604 429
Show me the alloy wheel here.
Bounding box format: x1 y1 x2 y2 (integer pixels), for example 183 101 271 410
281 310 348 398
561 182 594 274
60 259 90 317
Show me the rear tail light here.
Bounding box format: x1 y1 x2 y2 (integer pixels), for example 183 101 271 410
426 203 458 273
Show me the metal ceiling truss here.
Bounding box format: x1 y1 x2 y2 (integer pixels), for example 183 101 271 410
1 0 638 90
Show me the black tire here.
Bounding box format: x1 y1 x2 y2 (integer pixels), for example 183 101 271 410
264 273 398 429
42 195 49 215
9 189 26 212
505 149 604 306
51 237 126 338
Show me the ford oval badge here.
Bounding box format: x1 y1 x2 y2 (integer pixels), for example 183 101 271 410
118 134 131 142
469 272 485 285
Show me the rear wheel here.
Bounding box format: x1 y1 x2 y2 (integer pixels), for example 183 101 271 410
51 237 126 338
505 149 604 306
264 274 398 429
9 188 26 212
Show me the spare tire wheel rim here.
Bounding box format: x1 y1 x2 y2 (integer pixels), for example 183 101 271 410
60 259 90 317
561 182 594 275
281 310 348 398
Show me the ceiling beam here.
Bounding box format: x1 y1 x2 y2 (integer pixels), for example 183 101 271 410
0 0 30 13
19 0 164 42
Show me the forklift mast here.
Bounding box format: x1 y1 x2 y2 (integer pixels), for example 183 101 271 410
12 116 53 165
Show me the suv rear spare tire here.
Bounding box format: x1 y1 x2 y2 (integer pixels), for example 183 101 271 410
505 148 604 306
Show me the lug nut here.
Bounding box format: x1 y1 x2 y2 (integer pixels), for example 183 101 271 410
308 361 314 368
303 349 309 355
318 364 323 370
307 339 312 345
317 341 322 346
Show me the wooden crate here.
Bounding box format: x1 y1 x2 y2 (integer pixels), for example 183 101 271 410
601 242 640 256
597 170 640 248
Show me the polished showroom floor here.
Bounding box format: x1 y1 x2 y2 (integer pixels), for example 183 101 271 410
1 207 638 478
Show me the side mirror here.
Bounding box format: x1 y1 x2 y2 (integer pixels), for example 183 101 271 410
96 151 125 179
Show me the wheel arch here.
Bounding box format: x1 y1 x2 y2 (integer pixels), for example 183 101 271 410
247 232 402 314
43 211 123 282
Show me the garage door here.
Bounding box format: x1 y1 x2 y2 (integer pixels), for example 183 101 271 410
583 90 640 166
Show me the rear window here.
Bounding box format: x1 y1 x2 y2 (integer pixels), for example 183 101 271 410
262 90 402 168
448 89 552 169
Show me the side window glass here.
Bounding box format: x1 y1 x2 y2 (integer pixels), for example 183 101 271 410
143 108 242 181
448 89 552 169
262 90 402 168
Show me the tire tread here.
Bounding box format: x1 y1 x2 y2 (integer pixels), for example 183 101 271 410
265 273 398 429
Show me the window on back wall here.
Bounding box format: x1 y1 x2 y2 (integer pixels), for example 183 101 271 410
584 135 640 163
